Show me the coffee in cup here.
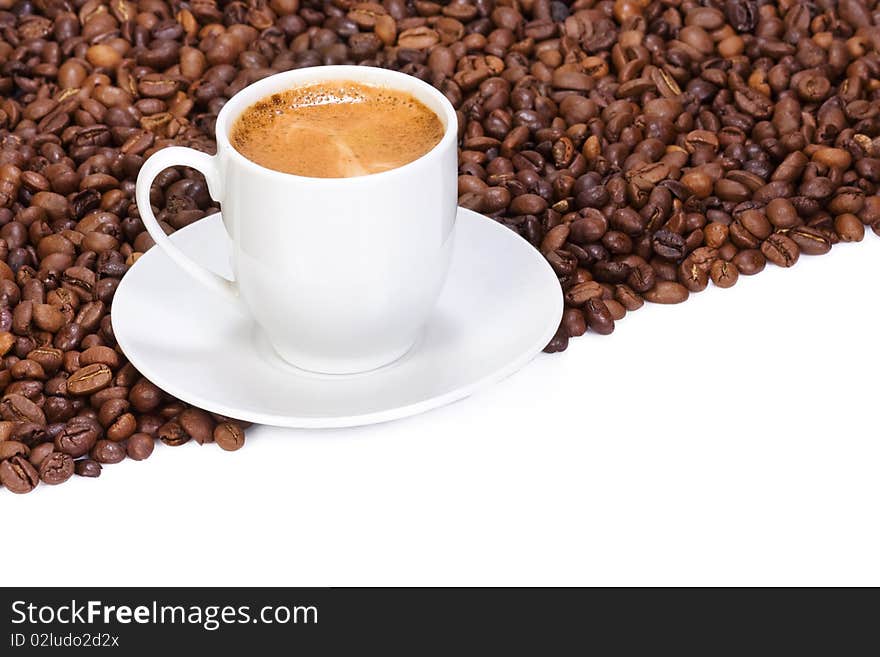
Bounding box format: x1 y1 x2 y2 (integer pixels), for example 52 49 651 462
229 81 445 179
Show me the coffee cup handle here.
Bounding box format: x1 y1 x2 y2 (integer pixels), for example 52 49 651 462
135 146 238 303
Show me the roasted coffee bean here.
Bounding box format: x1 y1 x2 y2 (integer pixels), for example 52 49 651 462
766 198 800 229
28 347 63 374
75 459 102 478
688 248 718 273
761 234 800 268
0 455 40 493
214 422 246 452
0 440 29 460
10 422 47 446
10 358 45 380
569 212 608 244
1 394 46 425
561 309 586 338
733 249 766 276
627 262 656 294
28 442 56 468
55 416 101 458
678 259 709 293
564 281 604 306
178 408 215 445
652 230 686 260
603 300 626 321
704 223 729 249
107 413 137 442
91 439 125 464
592 261 631 284
6 381 42 402
158 421 190 447
80 346 120 369
584 299 614 335
710 260 739 289
643 281 689 304
725 0 757 32
789 227 832 256
127 433 155 461
834 214 864 243
98 398 130 429
543 326 569 353
67 364 113 396
130 379 163 413
54 323 85 351
38 451 74 485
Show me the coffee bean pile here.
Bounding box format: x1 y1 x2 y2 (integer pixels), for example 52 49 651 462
526 0 880 350
1 0 879 492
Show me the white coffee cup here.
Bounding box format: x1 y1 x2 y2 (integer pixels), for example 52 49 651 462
136 66 458 374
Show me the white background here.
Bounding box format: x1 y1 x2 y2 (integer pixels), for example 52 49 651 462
6 236 879 586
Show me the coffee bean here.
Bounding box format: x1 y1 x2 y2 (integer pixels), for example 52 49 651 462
564 281 604 306
28 442 56 468
834 214 864 243
510 194 548 216
716 179 751 203
614 285 645 310
652 230 686 260
127 433 155 461
561 309 586 338
0 455 40 493
679 259 709 293
710 260 739 289
569 212 608 244
603 300 626 321
38 451 74 485
67 364 113 396
54 323 85 351
584 299 614 335
644 281 690 304
1 393 46 425
611 208 644 235
28 347 63 374
704 223 729 249
98 398 130 429
55 416 101 458
179 408 216 445
761 234 800 268
75 459 102 478
61 267 96 301
80 346 121 369
543 326 569 353
214 422 245 452
91 439 125 464
158 421 190 447
10 422 47 446
9 357 43 380
733 249 766 276
107 413 137 442
736 210 772 241
32 304 65 333
789 227 832 256
592 261 631 284
0 440 29 460
130 379 163 413
627 262 656 293
688 247 717 272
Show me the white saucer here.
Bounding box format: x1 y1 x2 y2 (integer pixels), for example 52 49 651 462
113 208 562 428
